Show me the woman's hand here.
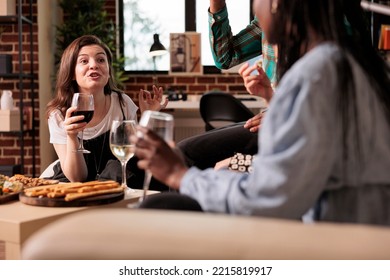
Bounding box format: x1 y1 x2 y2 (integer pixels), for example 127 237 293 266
238 62 274 102
132 126 188 190
63 106 88 137
210 0 226 13
214 157 231 170
139 85 169 113
244 110 267 133
56 106 89 182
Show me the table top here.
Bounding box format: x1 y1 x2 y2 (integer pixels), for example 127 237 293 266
0 189 144 222
0 189 158 244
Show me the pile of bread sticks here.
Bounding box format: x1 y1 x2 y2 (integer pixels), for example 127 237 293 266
24 180 124 201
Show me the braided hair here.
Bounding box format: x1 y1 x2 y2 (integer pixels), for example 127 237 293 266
270 0 390 180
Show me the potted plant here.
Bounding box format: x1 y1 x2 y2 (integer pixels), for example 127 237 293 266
55 0 126 86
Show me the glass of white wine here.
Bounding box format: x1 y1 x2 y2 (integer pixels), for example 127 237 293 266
138 110 174 203
109 120 137 193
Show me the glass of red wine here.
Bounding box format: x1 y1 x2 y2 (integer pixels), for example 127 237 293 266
71 93 94 153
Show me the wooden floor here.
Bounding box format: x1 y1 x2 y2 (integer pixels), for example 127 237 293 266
0 241 5 260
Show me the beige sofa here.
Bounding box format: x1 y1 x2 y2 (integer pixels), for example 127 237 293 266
22 208 390 260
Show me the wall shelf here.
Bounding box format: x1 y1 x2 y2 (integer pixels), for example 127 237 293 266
0 0 36 176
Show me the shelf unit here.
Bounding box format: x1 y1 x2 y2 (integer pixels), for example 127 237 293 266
364 1 390 49
0 0 36 176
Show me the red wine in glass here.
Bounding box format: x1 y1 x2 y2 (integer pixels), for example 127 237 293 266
71 93 94 153
71 110 94 124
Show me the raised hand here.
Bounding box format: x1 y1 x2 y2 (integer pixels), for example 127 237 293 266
133 126 187 190
139 85 169 113
64 106 88 137
244 110 267 133
209 0 226 13
238 62 274 102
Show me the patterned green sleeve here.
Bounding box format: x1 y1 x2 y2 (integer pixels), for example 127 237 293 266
208 6 262 69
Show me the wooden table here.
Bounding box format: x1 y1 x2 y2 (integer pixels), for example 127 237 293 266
0 189 158 260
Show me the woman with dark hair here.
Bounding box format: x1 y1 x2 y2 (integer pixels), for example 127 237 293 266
134 0 390 225
47 35 168 183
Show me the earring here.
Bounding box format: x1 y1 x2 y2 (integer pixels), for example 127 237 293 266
271 0 278 14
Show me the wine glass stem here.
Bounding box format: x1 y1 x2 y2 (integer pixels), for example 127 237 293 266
121 161 127 188
79 130 85 150
141 171 152 202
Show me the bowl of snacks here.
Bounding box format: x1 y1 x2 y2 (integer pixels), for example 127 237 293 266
0 174 59 204
0 174 24 203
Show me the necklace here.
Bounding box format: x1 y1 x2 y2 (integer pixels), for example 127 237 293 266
93 95 109 179
93 130 107 179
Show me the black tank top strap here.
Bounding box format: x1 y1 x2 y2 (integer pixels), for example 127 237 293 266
83 130 114 181
117 92 126 120
48 130 113 182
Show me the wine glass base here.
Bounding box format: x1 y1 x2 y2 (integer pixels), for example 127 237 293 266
123 185 135 200
125 187 141 209
124 187 135 196
73 149 91 154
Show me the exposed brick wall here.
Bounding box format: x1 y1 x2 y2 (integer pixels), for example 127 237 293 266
102 0 245 102
0 0 244 177
0 0 39 177
122 74 246 105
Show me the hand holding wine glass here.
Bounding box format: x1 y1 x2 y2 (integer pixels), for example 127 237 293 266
137 110 174 203
110 120 137 194
71 93 94 153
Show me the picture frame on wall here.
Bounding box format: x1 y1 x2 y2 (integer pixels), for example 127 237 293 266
169 32 202 75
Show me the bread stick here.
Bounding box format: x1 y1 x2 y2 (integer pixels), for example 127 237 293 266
26 182 75 193
47 192 66 198
25 189 50 197
91 183 119 190
23 180 122 200
65 186 124 201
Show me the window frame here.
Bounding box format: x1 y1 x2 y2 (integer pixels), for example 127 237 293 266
119 0 254 74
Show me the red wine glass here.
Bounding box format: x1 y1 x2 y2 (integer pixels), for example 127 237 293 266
71 93 94 153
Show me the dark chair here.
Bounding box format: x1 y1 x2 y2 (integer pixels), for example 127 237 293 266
199 91 255 131
138 192 203 212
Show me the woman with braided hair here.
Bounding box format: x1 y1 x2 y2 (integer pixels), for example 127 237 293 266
134 0 390 225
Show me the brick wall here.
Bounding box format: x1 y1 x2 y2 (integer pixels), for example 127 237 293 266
0 0 244 177
104 0 246 104
122 74 246 105
0 0 39 177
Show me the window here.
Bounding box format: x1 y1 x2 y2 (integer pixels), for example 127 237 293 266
121 0 252 72
122 0 185 71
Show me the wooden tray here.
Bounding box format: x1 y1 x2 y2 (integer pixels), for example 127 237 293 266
19 191 124 207
0 192 20 204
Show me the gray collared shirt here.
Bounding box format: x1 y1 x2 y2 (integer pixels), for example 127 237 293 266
181 43 390 222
